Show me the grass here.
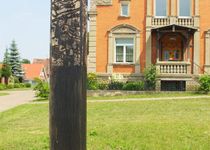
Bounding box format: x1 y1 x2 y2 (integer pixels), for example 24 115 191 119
87 92 208 100
0 98 210 149
0 93 8 96
4 88 32 91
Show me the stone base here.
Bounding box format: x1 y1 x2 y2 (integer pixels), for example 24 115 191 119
204 65 210 74
186 79 199 91
96 73 143 82
156 76 199 91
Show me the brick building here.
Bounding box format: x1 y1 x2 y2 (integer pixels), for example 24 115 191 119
88 0 210 91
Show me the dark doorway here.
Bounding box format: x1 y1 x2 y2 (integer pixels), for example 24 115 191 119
161 80 186 91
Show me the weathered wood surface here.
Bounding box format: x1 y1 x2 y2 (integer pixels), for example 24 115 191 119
50 0 87 149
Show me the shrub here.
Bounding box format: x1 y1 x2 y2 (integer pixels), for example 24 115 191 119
87 73 98 90
0 83 7 90
14 83 21 88
98 82 108 90
33 78 49 99
144 65 157 90
24 83 31 88
6 84 14 89
19 83 25 88
198 75 210 93
122 81 144 91
108 81 124 90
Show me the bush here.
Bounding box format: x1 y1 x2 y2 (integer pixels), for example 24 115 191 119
0 83 7 90
87 73 99 90
6 84 14 89
33 78 49 99
122 81 144 91
24 83 31 88
14 83 21 88
19 83 25 88
198 75 210 93
144 65 157 90
108 81 124 90
98 82 108 90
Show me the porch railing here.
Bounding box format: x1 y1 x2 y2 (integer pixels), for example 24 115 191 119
156 61 191 74
152 17 170 26
151 17 195 27
177 18 194 26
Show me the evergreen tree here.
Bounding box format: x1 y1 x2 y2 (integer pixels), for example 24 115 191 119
22 58 31 64
2 48 12 84
9 40 23 81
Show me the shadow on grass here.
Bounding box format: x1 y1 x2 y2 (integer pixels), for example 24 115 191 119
33 98 48 102
0 93 9 96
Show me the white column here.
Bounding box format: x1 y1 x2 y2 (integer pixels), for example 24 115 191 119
135 33 141 74
87 11 97 73
205 31 210 74
193 31 200 74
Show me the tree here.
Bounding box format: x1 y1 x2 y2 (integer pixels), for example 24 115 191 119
0 68 2 83
1 48 12 85
9 40 23 82
22 59 31 64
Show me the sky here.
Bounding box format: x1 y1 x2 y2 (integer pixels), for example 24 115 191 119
0 0 51 62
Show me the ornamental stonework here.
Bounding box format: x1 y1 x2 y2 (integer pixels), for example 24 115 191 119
96 0 112 6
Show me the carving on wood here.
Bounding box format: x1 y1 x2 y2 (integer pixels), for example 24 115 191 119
51 0 86 67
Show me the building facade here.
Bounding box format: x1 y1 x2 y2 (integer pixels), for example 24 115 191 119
88 0 210 91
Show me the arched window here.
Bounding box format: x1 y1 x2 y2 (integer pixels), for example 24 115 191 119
107 24 140 73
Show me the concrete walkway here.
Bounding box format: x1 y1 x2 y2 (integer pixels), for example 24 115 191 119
0 90 35 112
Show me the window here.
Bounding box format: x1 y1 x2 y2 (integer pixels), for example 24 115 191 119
121 2 129 17
179 0 191 17
155 0 167 17
115 38 134 63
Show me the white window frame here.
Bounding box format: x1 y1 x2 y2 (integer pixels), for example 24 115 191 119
178 0 192 18
120 1 130 17
154 0 168 18
114 38 135 64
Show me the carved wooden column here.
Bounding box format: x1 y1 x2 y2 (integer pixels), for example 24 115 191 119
50 0 87 149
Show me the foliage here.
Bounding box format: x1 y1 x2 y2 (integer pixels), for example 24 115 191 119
14 83 25 88
21 59 31 64
87 73 99 90
108 81 124 90
122 81 144 91
33 78 49 99
98 82 108 90
6 84 14 89
1 64 11 78
144 65 157 90
198 75 210 93
0 83 7 90
9 40 24 80
0 69 2 78
24 83 31 88
1 48 12 85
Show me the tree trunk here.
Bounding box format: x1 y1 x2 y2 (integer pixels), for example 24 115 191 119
5 77 8 85
50 0 87 150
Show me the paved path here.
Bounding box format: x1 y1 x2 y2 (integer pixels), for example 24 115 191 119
0 90 35 112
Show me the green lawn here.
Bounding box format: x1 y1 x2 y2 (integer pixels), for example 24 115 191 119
87 92 208 100
0 98 210 149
